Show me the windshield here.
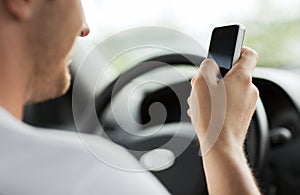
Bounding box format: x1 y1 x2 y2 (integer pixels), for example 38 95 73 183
80 0 300 68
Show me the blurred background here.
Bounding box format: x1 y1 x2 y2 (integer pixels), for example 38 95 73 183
24 0 300 130
80 0 300 68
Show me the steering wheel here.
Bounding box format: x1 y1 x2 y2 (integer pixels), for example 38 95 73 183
92 53 269 195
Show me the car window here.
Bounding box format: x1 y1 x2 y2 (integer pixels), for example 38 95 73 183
80 0 300 69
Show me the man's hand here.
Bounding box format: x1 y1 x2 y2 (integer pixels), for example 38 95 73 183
188 47 261 195
188 47 259 151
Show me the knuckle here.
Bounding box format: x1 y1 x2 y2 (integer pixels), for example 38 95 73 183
202 59 216 66
232 71 252 85
245 49 258 63
244 73 252 85
187 109 191 117
251 84 260 99
245 48 259 62
187 97 191 104
191 77 196 85
200 59 218 73
193 74 205 86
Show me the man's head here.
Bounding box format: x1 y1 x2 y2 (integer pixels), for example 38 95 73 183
0 0 89 104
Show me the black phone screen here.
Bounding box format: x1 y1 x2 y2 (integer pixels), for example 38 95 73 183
208 25 239 76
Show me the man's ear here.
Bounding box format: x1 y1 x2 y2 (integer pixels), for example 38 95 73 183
3 0 34 21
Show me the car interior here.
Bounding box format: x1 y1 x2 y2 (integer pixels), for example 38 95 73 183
23 0 300 194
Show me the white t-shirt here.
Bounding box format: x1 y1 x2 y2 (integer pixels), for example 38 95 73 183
0 108 169 195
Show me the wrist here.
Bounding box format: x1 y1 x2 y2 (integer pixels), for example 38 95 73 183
199 127 246 159
201 132 261 195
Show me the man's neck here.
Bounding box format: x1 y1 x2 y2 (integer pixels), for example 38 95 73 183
0 60 28 120
0 99 24 120
0 31 29 120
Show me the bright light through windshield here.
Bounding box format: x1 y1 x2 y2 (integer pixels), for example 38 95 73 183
82 0 257 45
81 0 300 67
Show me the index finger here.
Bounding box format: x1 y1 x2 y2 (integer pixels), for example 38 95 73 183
229 47 258 76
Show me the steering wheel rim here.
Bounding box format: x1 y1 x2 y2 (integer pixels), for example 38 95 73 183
95 53 204 119
93 53 269 193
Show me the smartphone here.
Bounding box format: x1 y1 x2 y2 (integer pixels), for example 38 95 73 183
207 24 245 77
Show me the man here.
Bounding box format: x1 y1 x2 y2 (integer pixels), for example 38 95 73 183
0 1 169 194
0 0 260 194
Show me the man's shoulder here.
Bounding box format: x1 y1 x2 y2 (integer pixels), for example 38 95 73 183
32 128 169 195
36 128 139 168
